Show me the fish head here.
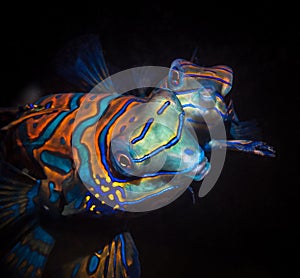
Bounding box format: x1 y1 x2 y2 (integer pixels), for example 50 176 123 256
111 90 208 178
74 90 210 212
107 90 210 211
167 58 233 97
161 59 233 128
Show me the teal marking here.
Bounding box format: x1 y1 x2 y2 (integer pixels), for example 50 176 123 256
26 180 40 212
69 118 75 125
184 148 194 155
71 263 81 278
66 184 83 203
49 182 60 203
73 94 118 188
33 226 54 244
119 234 128 271
88 254 100 274
74 196 84 209
41 150 72 174
60 137 66 145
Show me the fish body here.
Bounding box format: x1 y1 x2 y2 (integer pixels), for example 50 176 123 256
0 85 207 277
0 35 275 277
2 87 207 210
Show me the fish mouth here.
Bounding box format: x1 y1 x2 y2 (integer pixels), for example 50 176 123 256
189 157 211 181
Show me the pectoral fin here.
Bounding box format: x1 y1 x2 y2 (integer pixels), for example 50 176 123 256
206 139 275 157
1 224 55 278
56 232 140 278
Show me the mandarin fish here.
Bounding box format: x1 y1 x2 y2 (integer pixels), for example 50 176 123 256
158 58 275 157
0 36 210 277
0 35 275 277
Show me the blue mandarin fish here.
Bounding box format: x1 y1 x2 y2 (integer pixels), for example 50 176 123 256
0 35 275 277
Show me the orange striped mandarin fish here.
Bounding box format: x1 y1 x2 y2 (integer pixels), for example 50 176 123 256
0 36 210 277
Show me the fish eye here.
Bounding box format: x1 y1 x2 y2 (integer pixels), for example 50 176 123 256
168 66 183 89
118 153 132 168
171 69 180 86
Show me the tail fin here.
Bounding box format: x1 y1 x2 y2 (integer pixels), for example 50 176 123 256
53 232 140 278
0 161 55 277
0 161 41 230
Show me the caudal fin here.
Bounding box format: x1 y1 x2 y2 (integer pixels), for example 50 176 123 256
0 161 41 231
0 161 55 277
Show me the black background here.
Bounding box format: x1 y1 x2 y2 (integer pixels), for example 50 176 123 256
1 3 293 278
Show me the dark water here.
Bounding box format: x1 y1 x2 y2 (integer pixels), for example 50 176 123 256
1 4 292 277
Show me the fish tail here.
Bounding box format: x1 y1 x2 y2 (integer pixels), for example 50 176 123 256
0 161 55 277
0 161 41 230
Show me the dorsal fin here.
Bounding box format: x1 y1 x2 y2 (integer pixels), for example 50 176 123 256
54 34 114 93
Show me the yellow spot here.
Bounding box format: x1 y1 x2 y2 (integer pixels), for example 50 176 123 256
83 204 87 209
96 211 101 214
95 193 100 198
113 204 120 210
106 177 111 183
115 190 124 202
90 205 96 211
89 187 94 191
112 182 123 187
101 185 110 192
95 178 100 185
101 201 105 204
85 195 91 201
108 194 114 200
